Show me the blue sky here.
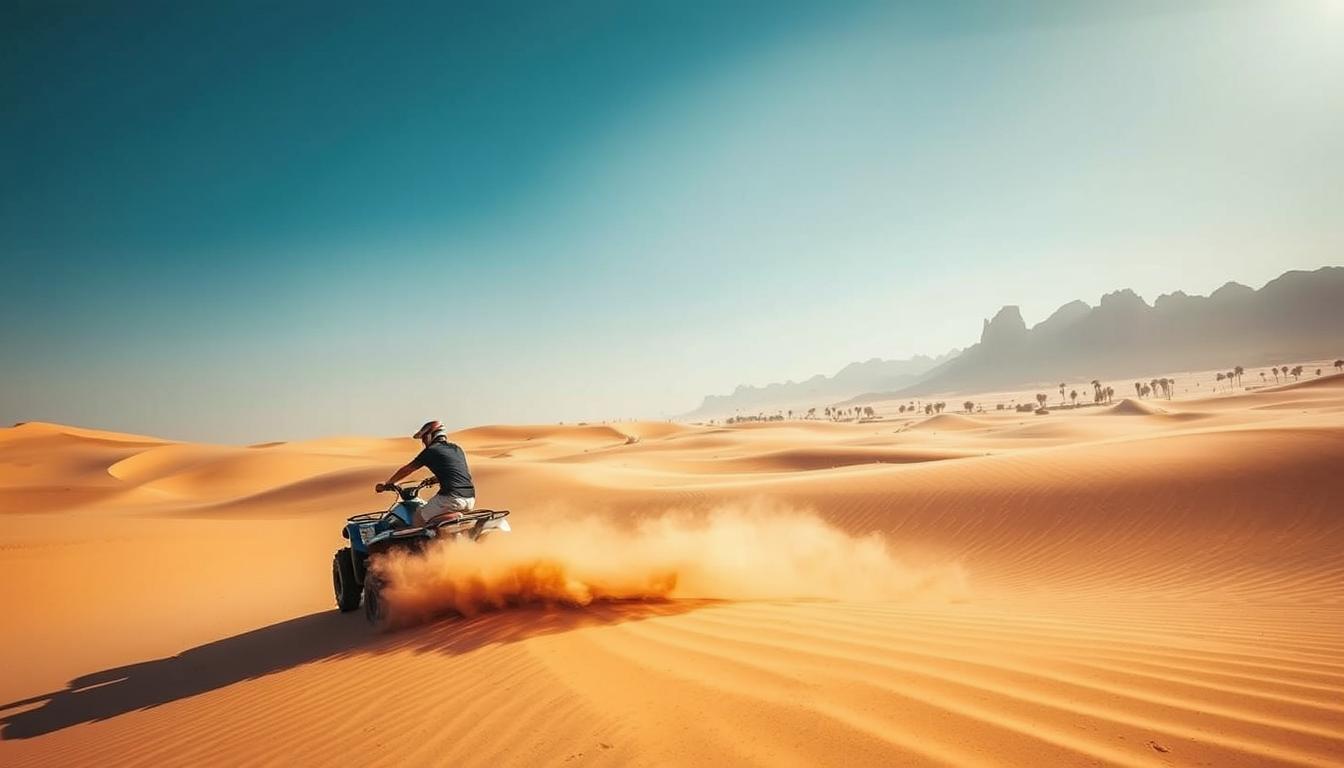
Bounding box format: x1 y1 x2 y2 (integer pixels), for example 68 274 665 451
3 1 1341 442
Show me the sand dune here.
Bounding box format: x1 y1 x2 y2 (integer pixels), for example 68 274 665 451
1261 371 1344 393
1104 398 1169 416
2 372 1342 766
908 413 991 431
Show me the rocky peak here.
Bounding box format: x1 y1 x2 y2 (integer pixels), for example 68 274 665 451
980 305 1028 346
1209 281 1253 301
1097 288 1149 312
1033 299 1090 333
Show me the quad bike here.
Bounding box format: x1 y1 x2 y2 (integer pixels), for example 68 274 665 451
332 477 511 624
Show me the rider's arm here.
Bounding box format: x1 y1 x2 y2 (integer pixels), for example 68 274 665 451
378 458 423 490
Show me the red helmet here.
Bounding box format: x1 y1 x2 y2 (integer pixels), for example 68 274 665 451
413 420 447 446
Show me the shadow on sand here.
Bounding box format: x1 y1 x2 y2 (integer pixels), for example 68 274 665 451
0 599 711 740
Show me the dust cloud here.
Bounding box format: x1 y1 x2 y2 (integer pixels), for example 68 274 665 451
373 503 967 627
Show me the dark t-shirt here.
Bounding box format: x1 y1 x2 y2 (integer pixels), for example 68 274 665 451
412 442 476 498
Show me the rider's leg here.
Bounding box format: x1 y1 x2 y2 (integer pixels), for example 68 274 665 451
418 495 475 525
418 494 450 525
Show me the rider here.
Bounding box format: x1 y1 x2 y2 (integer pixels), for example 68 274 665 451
376 420 476 525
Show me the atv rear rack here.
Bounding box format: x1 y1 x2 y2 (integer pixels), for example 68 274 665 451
345 509 509 525
370 509 510 543
426 509 509 528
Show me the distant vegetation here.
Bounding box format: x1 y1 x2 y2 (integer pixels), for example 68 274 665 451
718 404 876 425
708 356 1338 426
1135 378 1174 398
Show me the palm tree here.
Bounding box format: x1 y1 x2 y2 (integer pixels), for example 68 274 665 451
963 401 975 413
1271 367 1280 383
1292 365 1303 381
1091 380 1102 403
1316 369 1322 377
1134 382 1143 398
1070 389 1078 407
1058 383 1066 406
1215 372 1225 390
1035 393 1047 410
1259 371 1266 384
1234 365 1244 387
1334 359 1343 373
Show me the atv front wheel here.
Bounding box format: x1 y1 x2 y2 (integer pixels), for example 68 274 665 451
363 573 387 626
333 547 361 612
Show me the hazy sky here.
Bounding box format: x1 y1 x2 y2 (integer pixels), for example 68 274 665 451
3 1 1342 442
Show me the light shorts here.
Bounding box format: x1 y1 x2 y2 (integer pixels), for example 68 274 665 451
418 493 476 525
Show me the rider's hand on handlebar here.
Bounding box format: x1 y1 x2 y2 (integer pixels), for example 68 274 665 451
375 482 390 493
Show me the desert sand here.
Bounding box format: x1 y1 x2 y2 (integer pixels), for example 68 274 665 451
1 372 1342 767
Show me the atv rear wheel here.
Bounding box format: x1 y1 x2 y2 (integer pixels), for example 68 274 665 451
333 547 361 612
363 573 387 626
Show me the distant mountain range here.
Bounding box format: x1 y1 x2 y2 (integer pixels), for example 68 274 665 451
686 267 1343 417
683 351 958 419
853 266 1344 401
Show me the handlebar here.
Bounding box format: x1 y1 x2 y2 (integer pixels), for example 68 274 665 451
378 477 438 494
